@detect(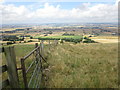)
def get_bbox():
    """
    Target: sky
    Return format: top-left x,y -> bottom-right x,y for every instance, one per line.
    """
0,0 -> 119,24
